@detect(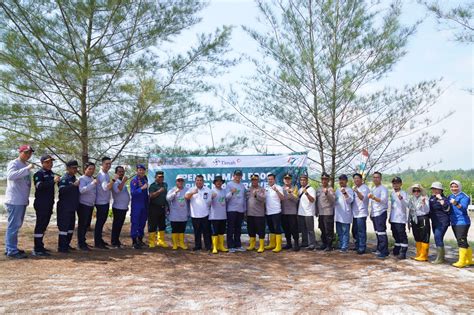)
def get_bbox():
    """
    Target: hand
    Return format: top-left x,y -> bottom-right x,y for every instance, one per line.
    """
323,188 -> 328,194
54,175 -> 61,183
422,197 -> 427,204
368,193 -> 374,200
436,194 -> 442,200
341,188 -> 346,194
141,183 -> 148,190
231,188 -> 237,193
397,192 -> 403,200
302,188 -> 307,194
73,180 -> 80,187
27,164 -> 34,170
439,199 -> 445,206
175,187 -> 181,193
158,187 -> 165,193
114,174 -> 119,181
328,188 -> 334,193
122,176 -> 128,182
353,186 -> 358,192
193,188 -> 198,194
450,198 -> 456,205
93,179 -> 98,185
212,192 -> 217,198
